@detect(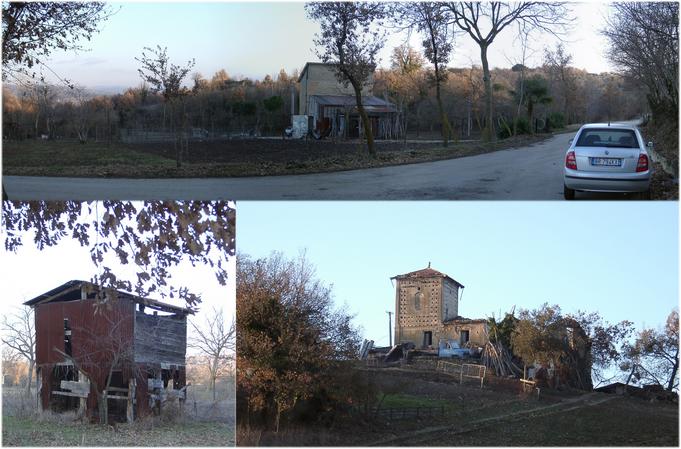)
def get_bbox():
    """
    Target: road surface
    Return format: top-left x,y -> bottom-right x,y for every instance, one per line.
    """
3,129 -> 634,200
